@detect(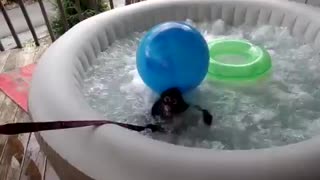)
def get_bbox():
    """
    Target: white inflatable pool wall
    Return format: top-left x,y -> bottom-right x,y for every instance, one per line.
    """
29,0 -> 320,179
